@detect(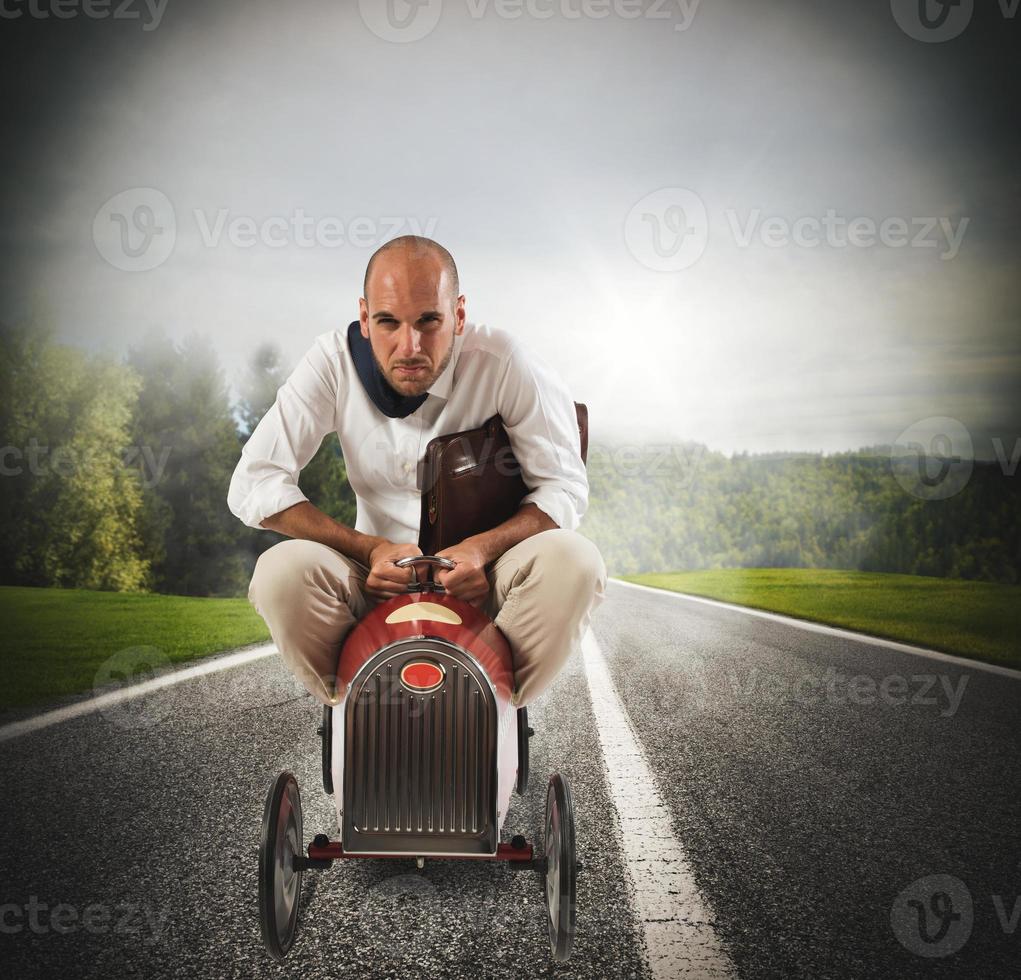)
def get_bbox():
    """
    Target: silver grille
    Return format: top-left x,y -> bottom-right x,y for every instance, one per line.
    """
342,638 -> 498,855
